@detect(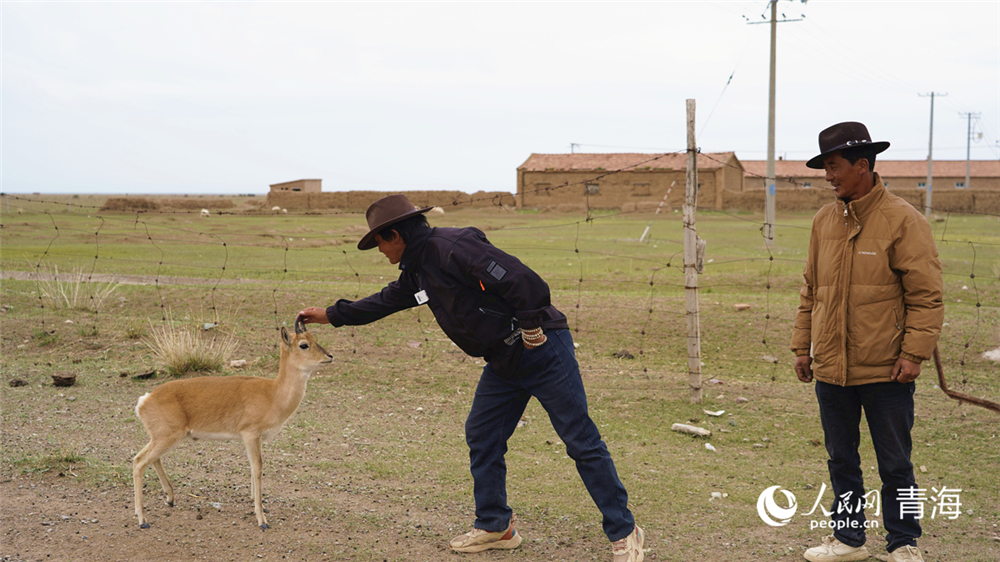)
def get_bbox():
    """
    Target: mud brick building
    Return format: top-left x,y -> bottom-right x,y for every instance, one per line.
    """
740,159 -> 1000,214
515,152 -> 744,211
